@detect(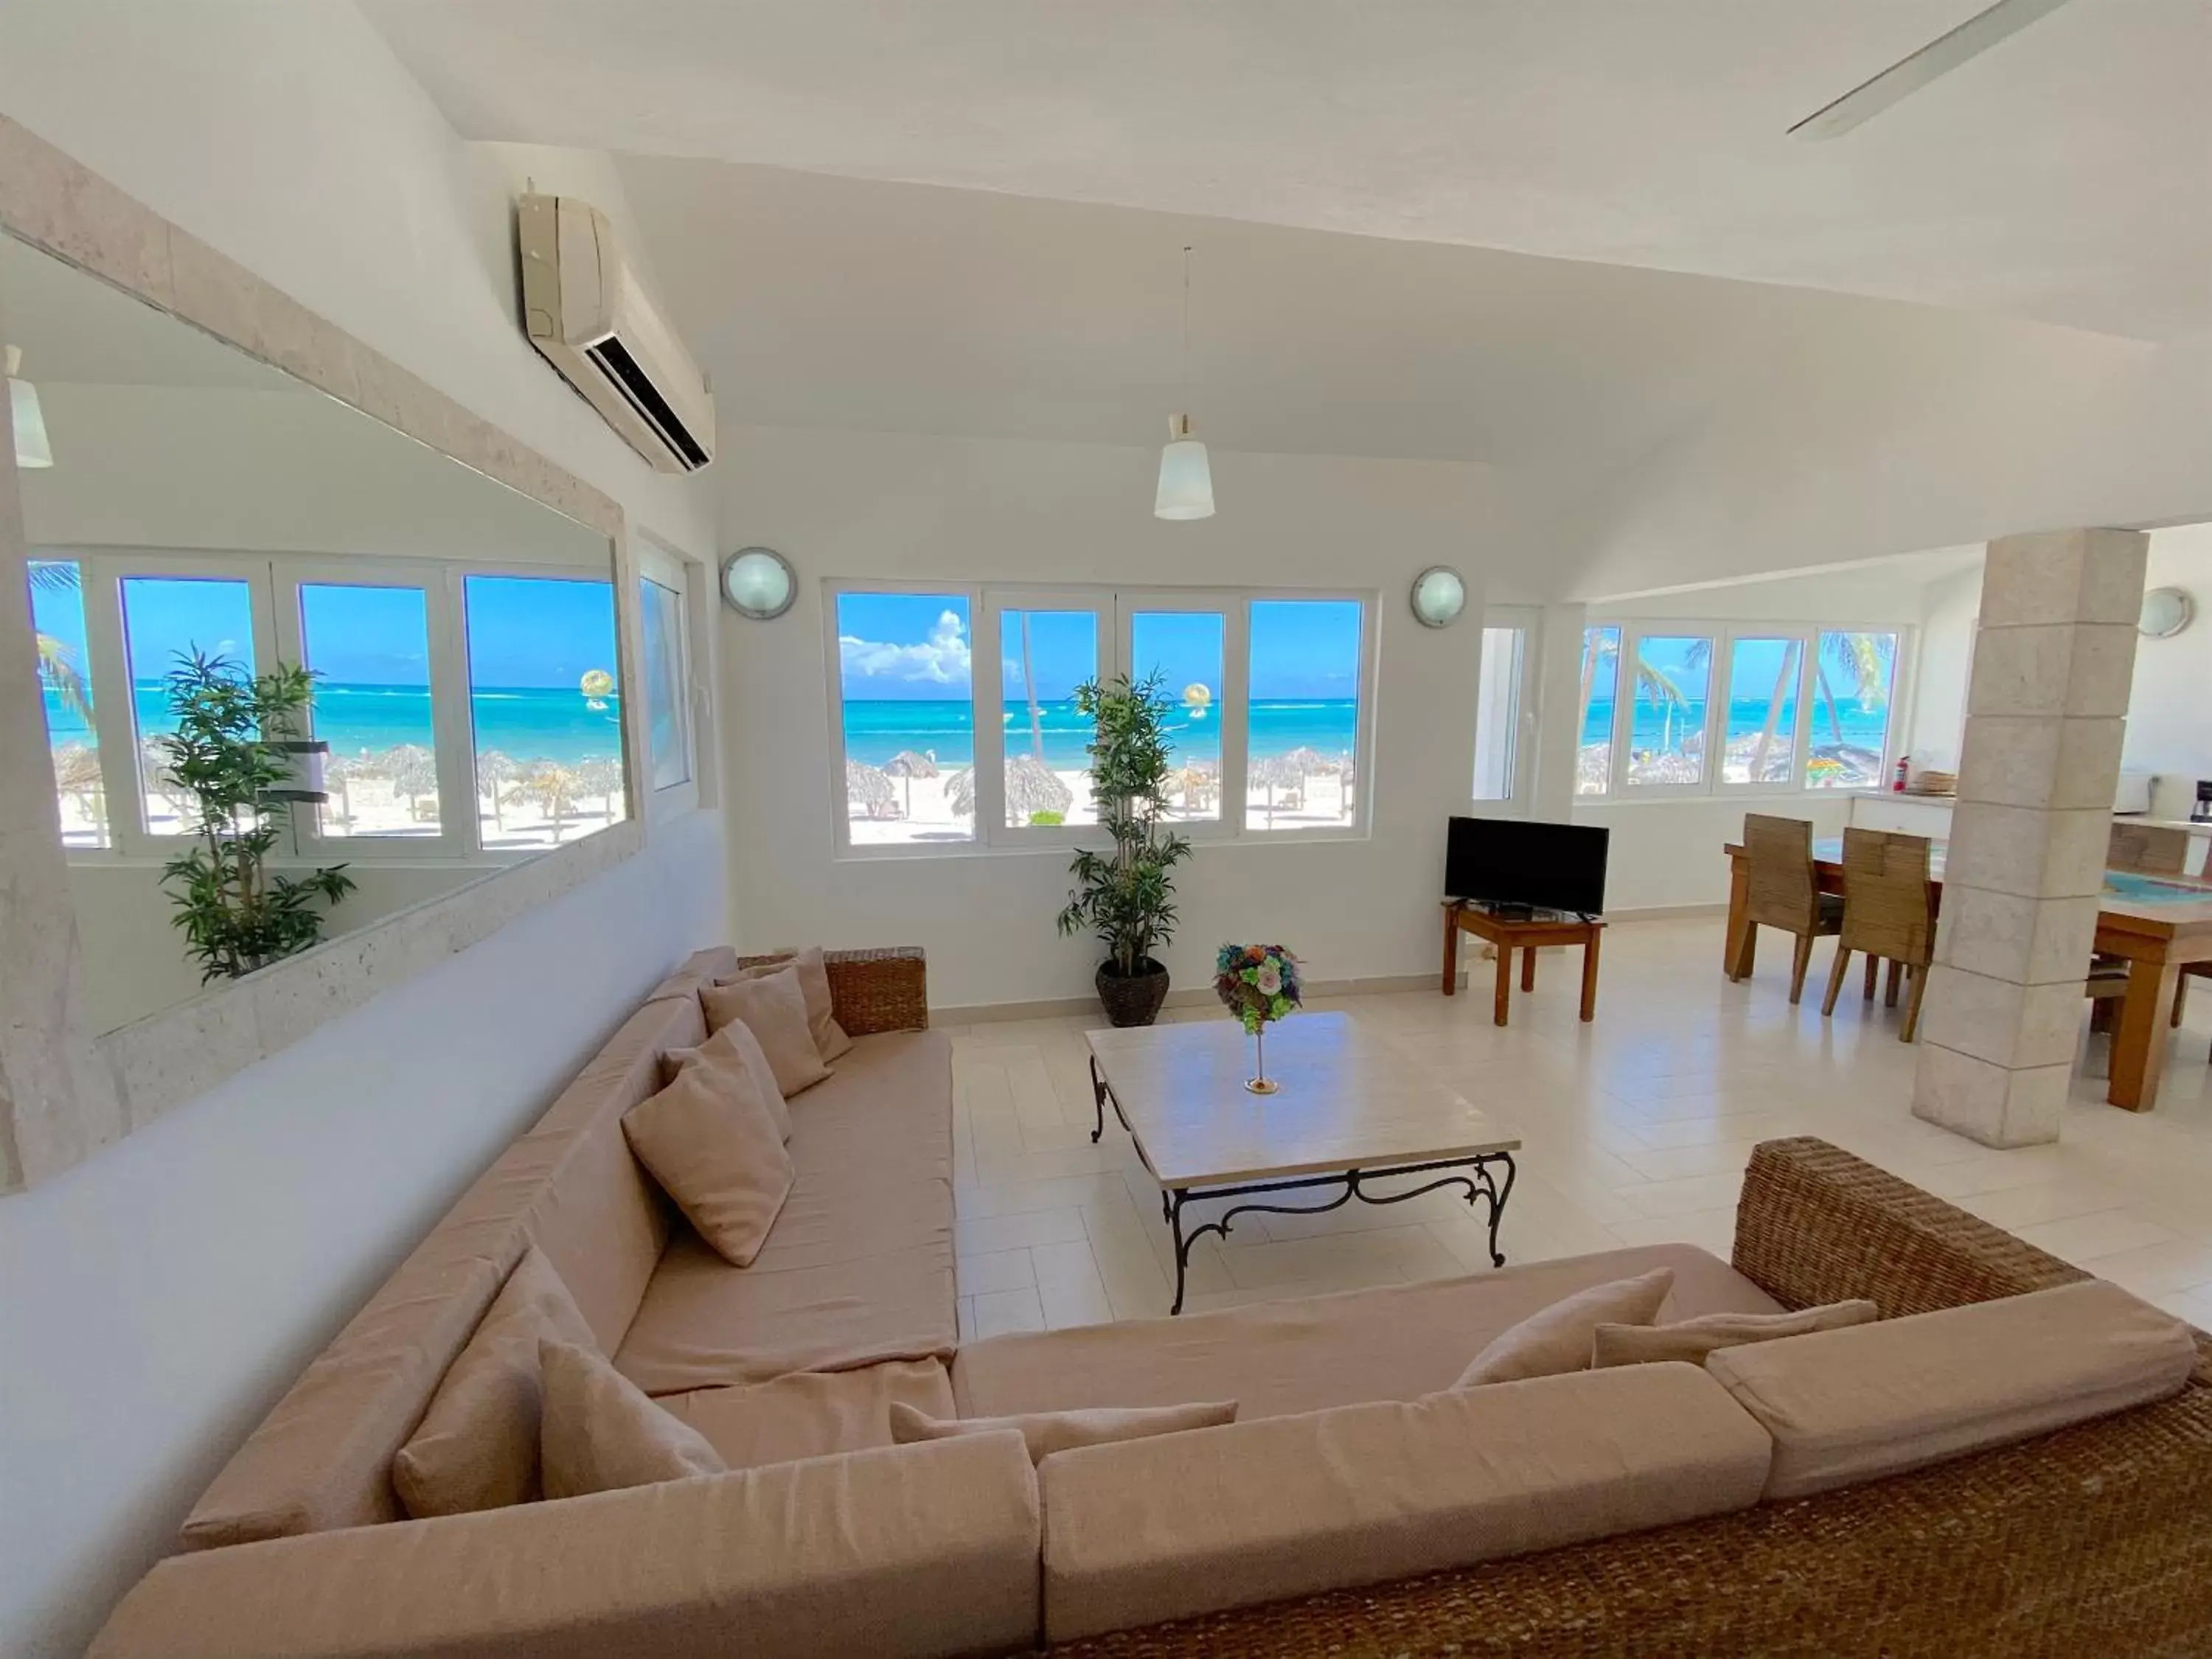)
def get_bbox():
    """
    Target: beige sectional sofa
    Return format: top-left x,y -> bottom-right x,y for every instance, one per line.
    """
88,949 -> 2212,1658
